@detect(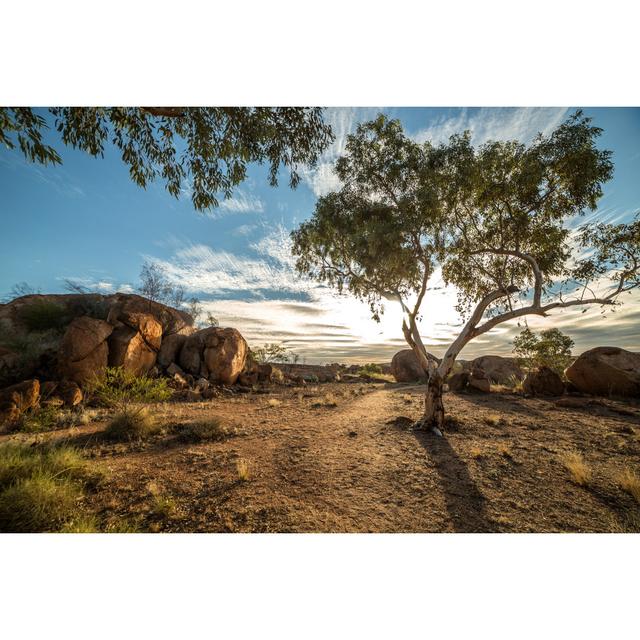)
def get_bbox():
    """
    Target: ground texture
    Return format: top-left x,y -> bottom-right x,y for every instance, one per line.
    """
3,382 -> 639,532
